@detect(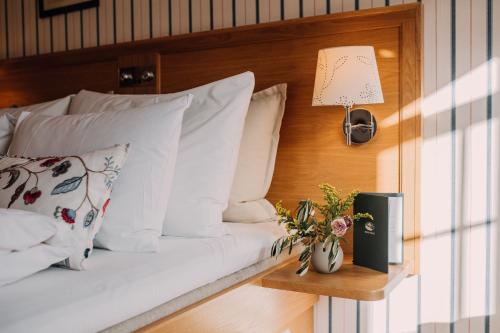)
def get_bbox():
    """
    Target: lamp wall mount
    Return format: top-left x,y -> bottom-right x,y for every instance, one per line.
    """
342,108 -> 377,145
